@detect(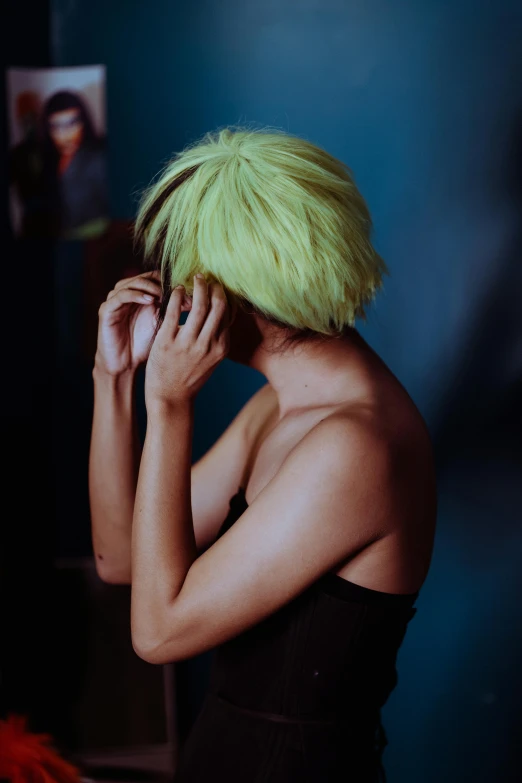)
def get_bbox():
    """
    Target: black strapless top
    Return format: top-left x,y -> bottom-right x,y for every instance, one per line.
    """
173,486 -> 420,783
